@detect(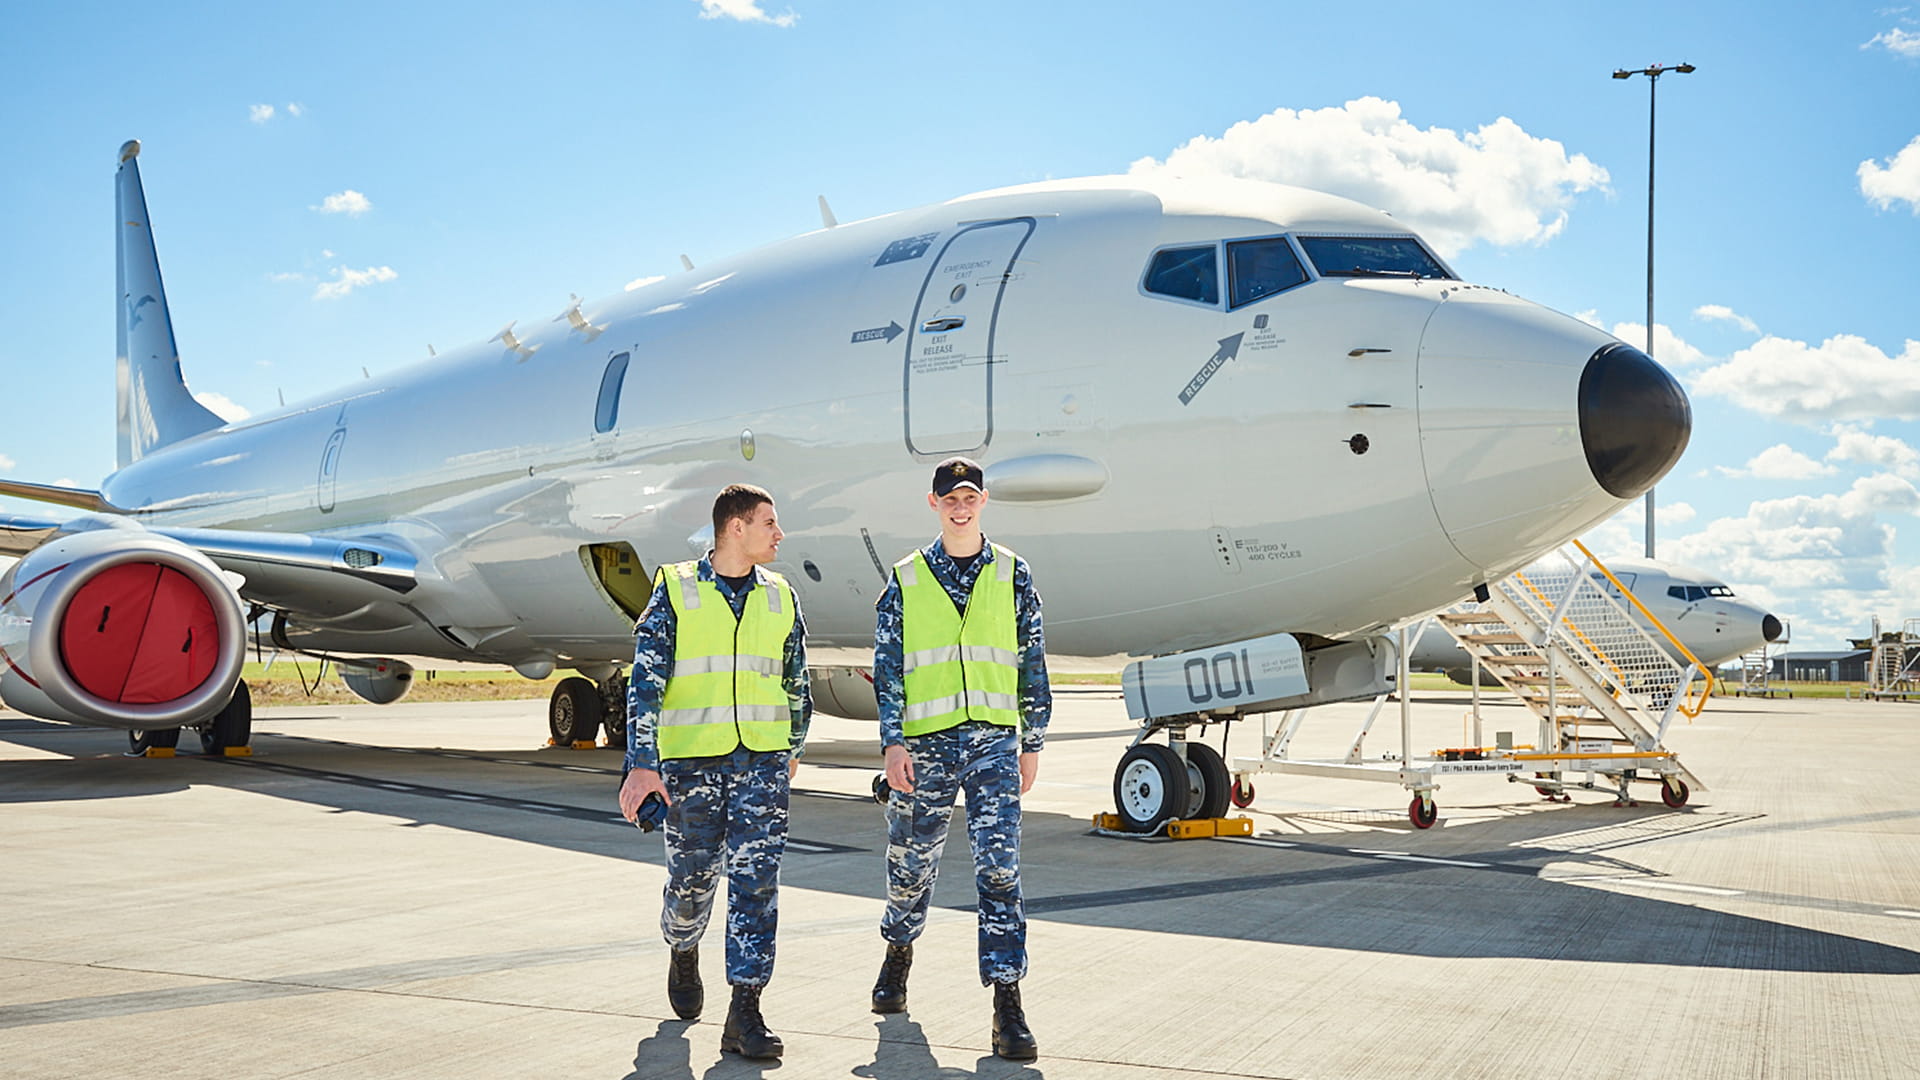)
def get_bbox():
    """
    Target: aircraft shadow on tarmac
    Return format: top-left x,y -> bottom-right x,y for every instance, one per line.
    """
5,719 -> 1917,979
